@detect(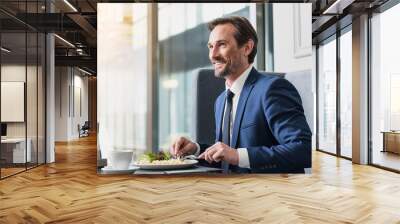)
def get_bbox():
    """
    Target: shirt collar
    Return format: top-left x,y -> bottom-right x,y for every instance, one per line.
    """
226,65 -> 253,96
